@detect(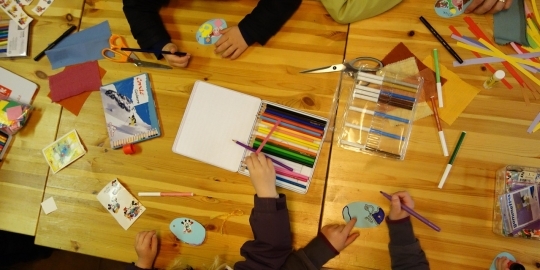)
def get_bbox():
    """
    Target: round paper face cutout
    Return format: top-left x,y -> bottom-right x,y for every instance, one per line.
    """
170,217 -> 206,245
196,19 -> 227,45
489,252 -> 516,270
434,0 -> 473,18
342,202 -> 385,228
